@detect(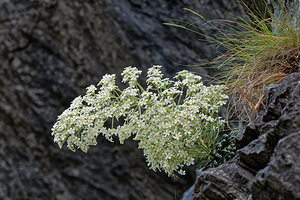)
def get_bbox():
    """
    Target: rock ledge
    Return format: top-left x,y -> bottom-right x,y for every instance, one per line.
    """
194,73 -> 300,200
